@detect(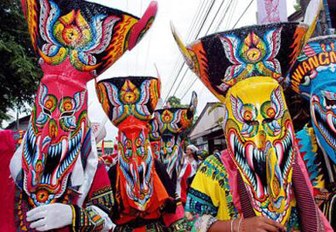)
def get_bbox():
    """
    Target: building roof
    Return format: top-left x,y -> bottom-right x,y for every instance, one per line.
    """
5,115 -> 30,130
189,102 -> 225,141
